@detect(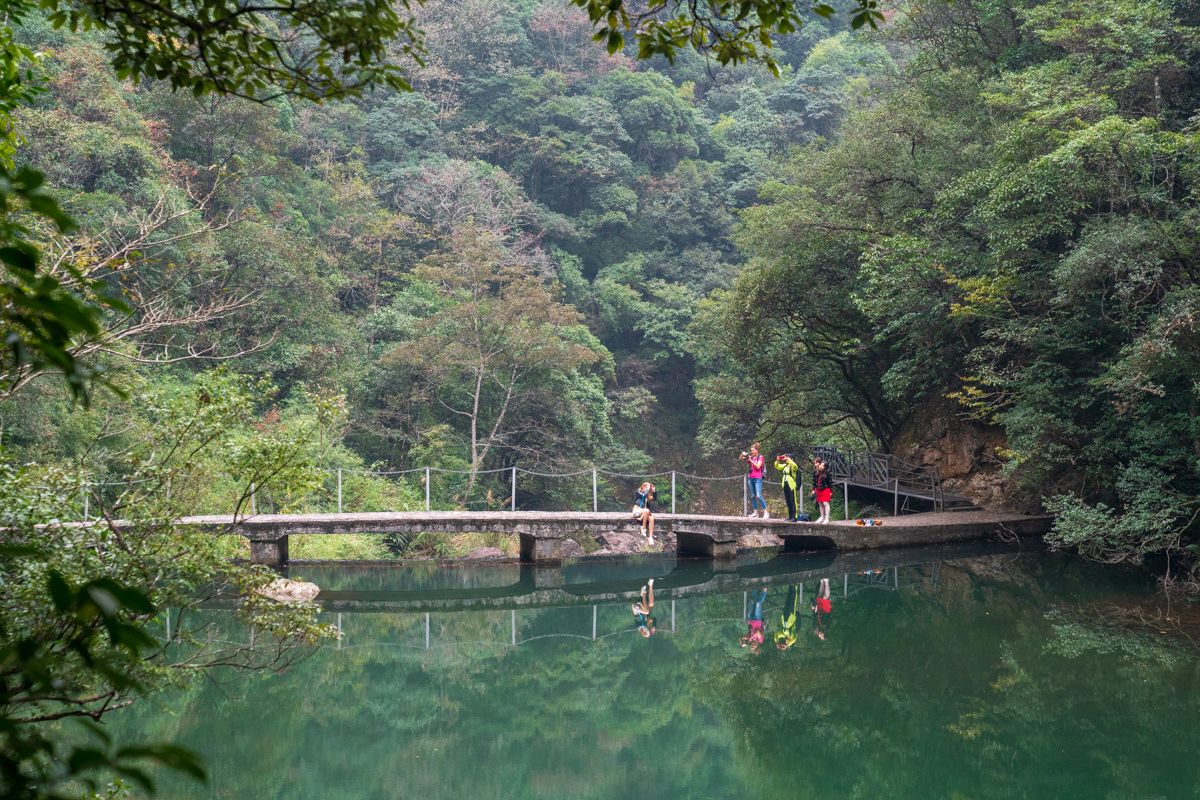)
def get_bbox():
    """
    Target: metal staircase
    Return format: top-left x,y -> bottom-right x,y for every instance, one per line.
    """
809,446 -> 979,514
